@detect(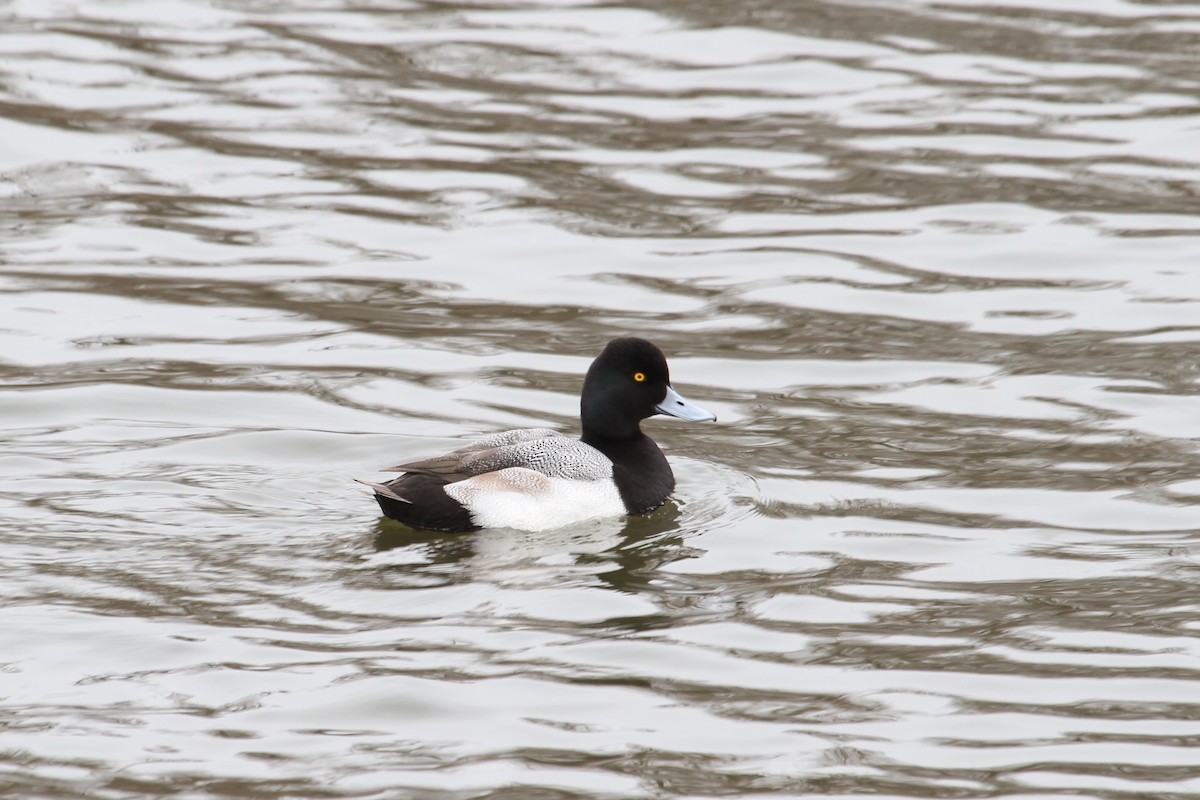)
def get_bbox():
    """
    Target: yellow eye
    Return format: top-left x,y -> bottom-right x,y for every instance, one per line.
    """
633,372 -> 646,382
